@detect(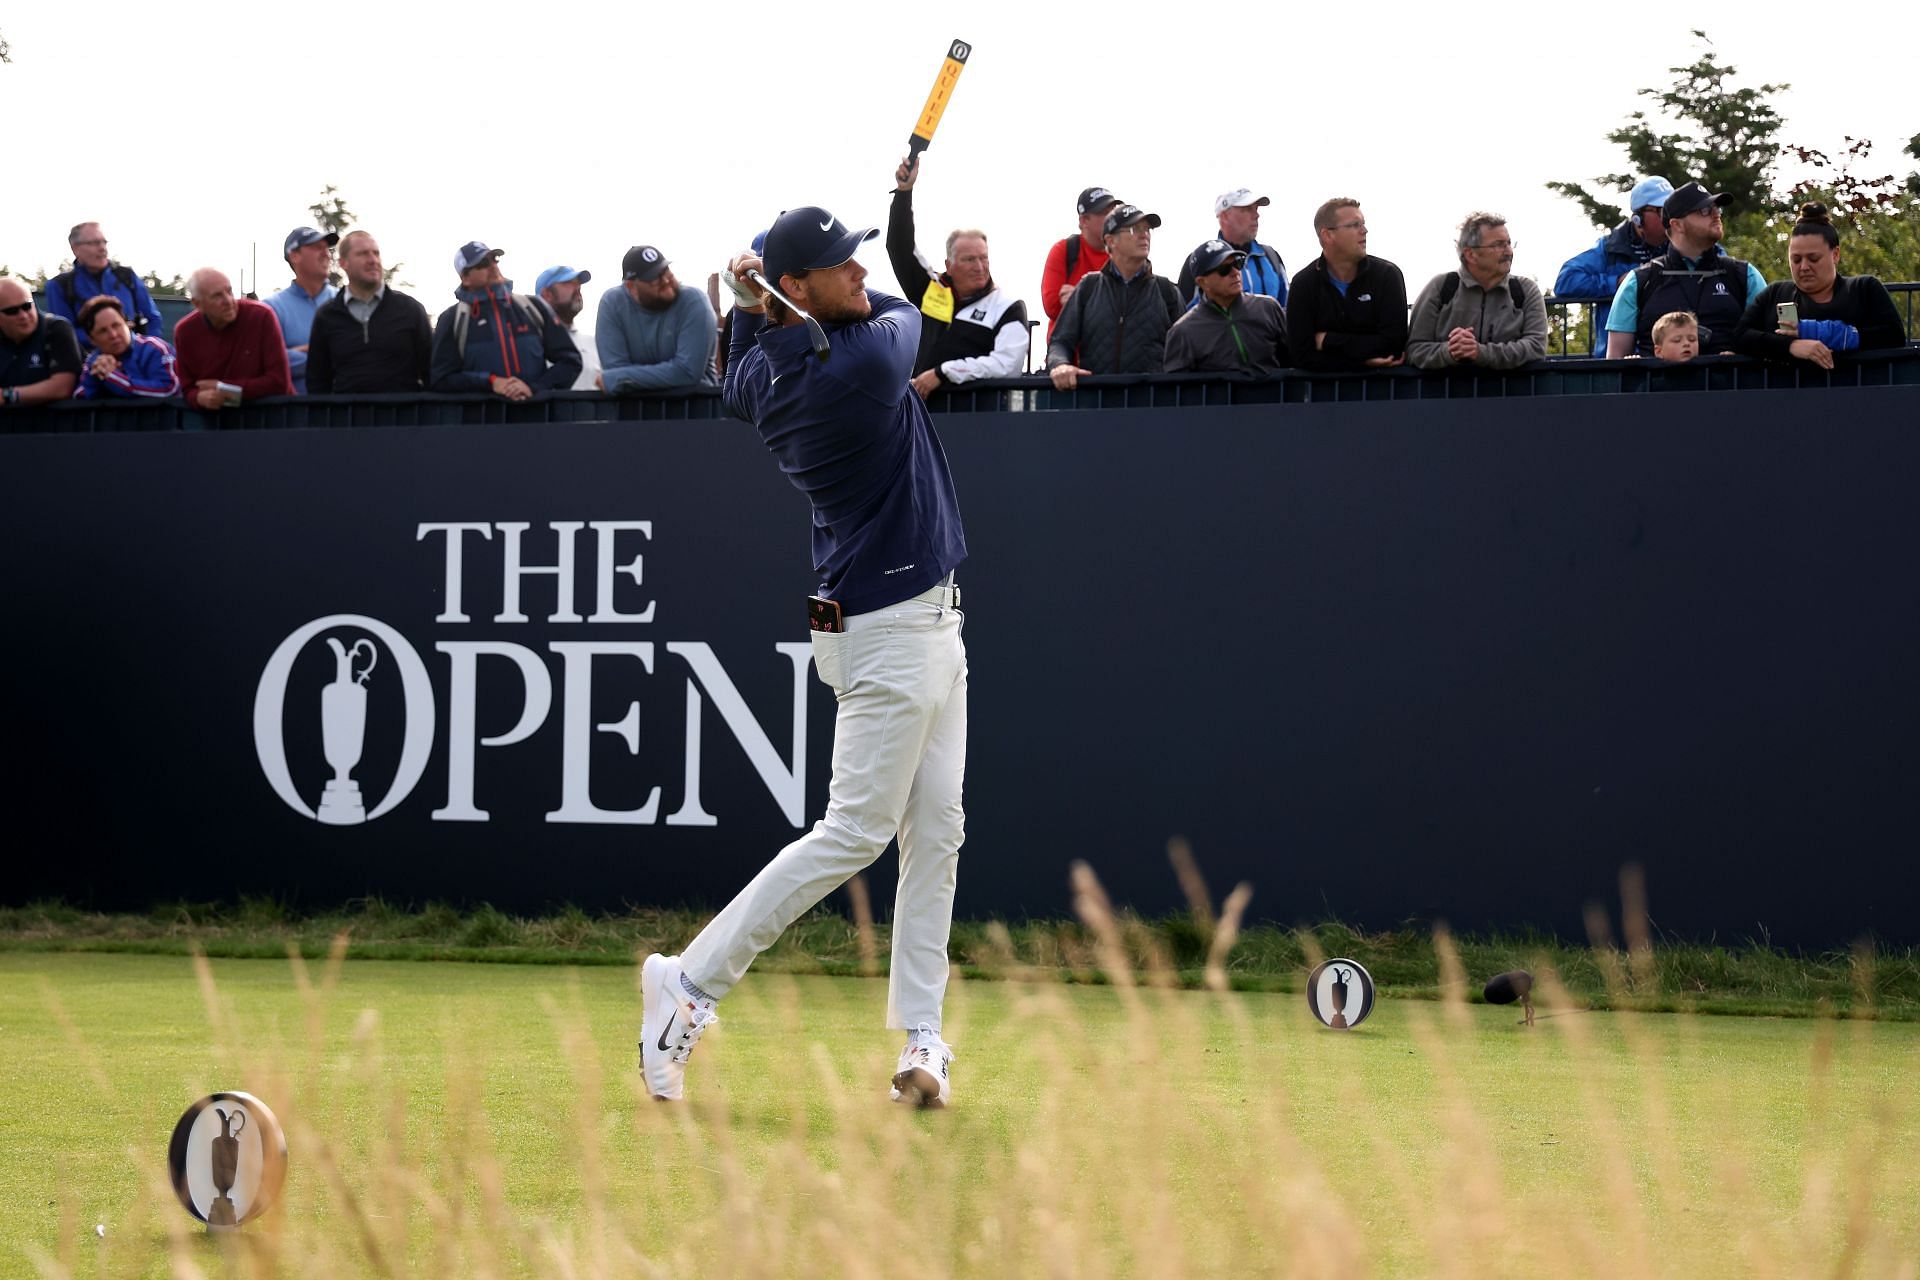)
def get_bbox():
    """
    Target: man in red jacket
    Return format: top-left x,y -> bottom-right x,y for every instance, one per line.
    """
173,269 -> 295,410
1039,186 -> 1120,339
